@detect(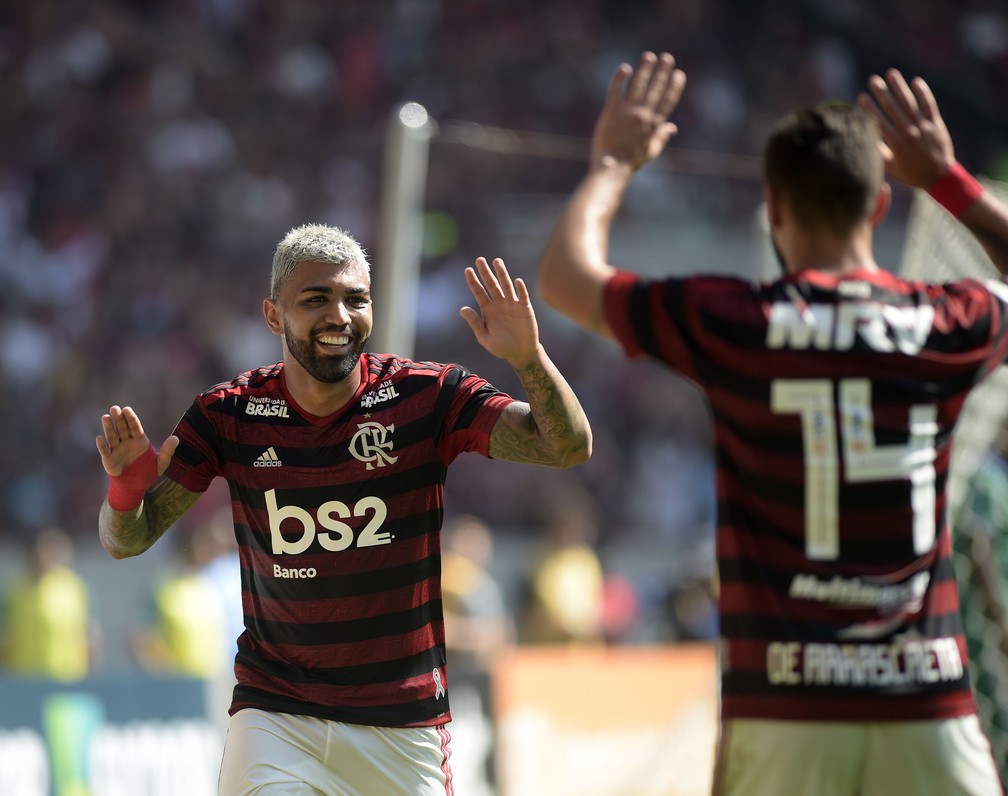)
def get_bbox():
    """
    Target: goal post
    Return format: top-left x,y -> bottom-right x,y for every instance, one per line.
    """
372,102 -> 436,358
